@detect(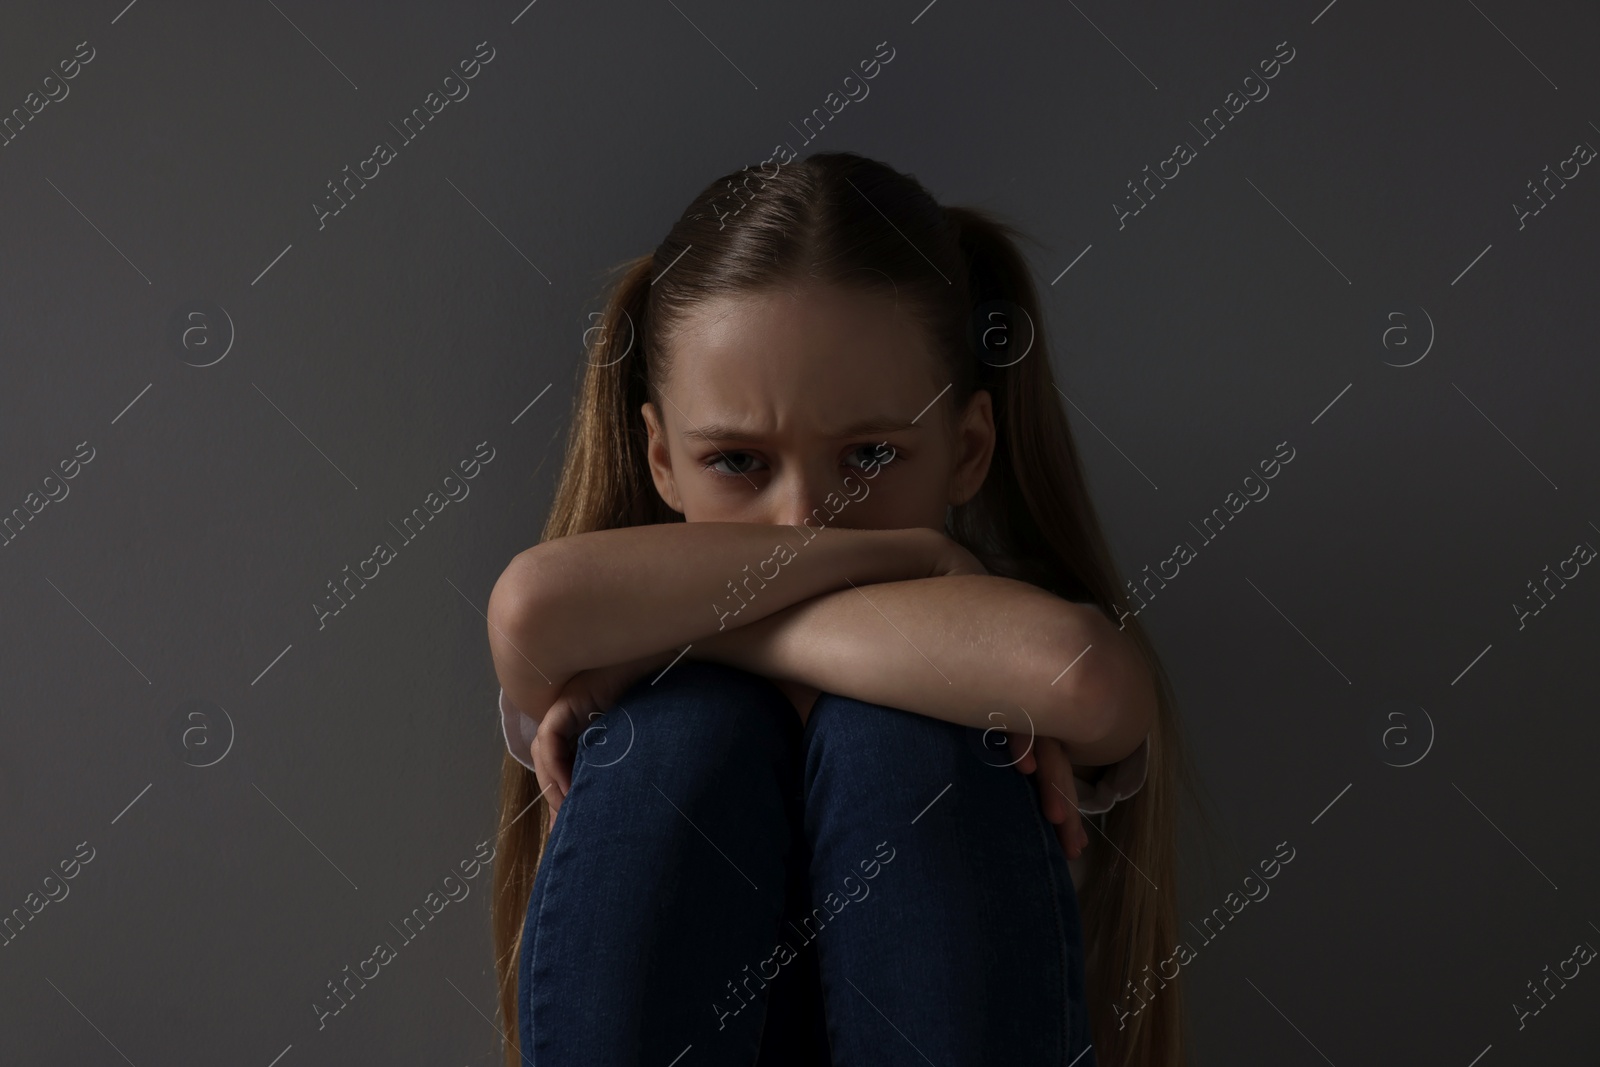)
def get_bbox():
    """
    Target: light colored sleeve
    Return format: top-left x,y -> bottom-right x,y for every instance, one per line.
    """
499,687 -> 539,772
1072,733 -> 1149,815
1067,737 -> 1149,892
